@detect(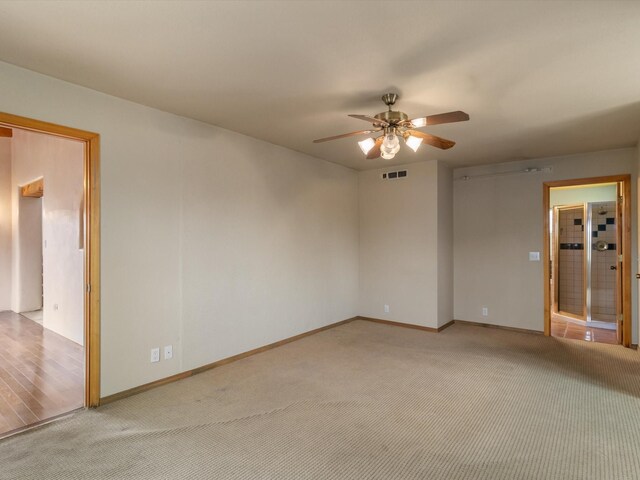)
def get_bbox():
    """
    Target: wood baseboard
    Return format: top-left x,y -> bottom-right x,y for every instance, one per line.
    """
358,316 -> 454,333
99,316 -> 502,406
100,316 -> 359,405
454,319 -> 543,335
